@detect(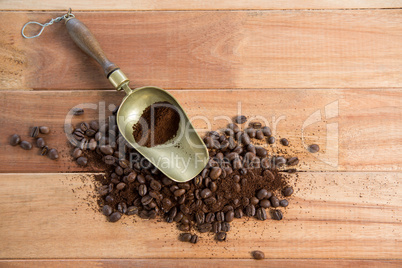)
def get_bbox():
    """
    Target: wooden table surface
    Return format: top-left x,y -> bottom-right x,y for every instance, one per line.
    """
1,1 -> 401,267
